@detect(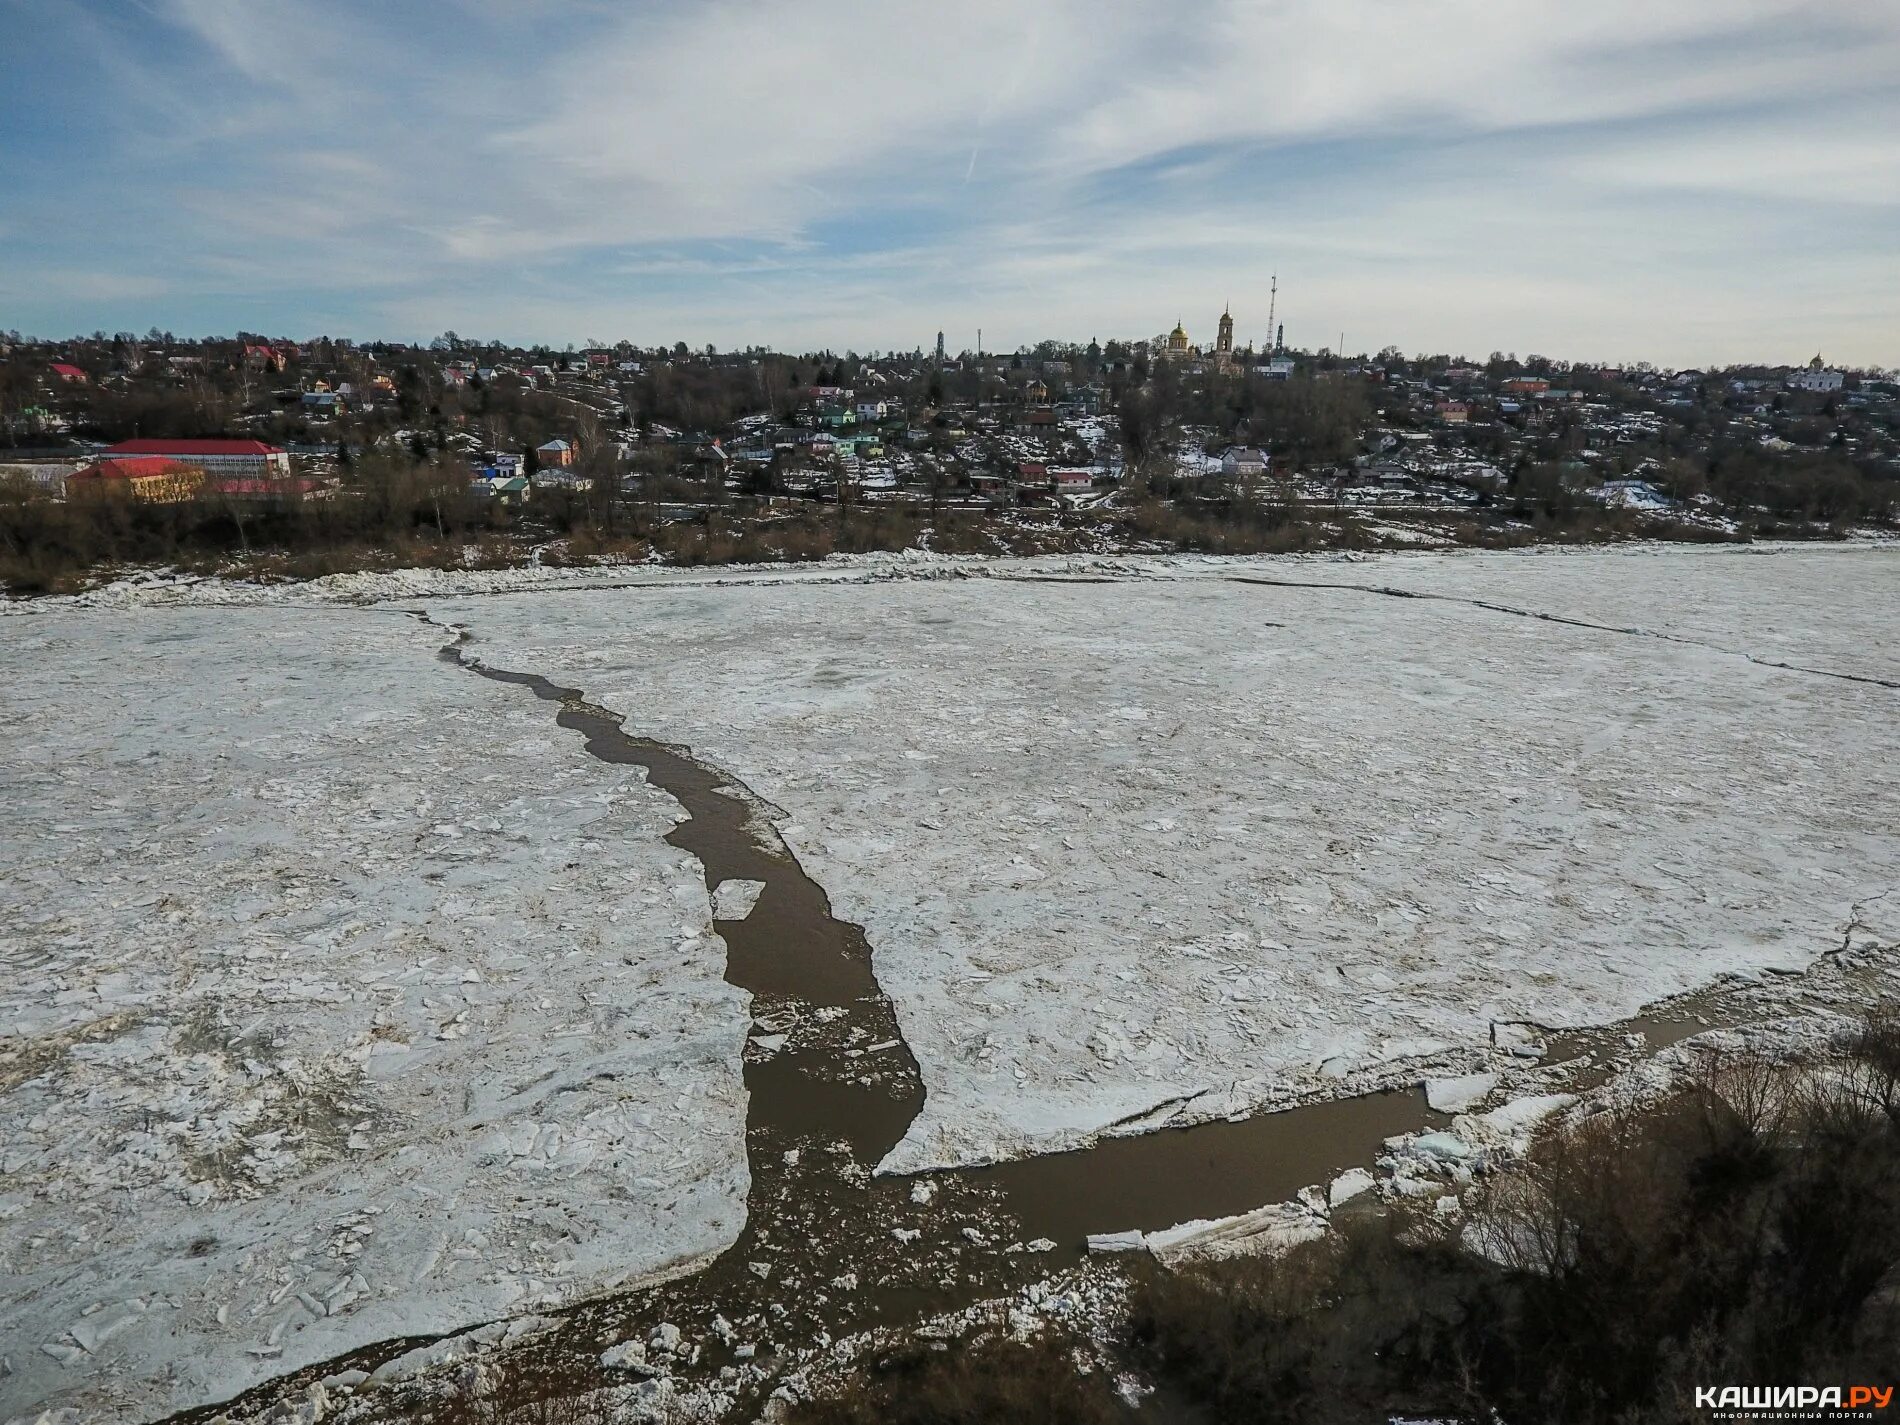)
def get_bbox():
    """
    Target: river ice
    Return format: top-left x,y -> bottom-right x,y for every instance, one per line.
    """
5,543 -> 1897,1420
427,543 -> 1900,1174
0,609 -> 750,1421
